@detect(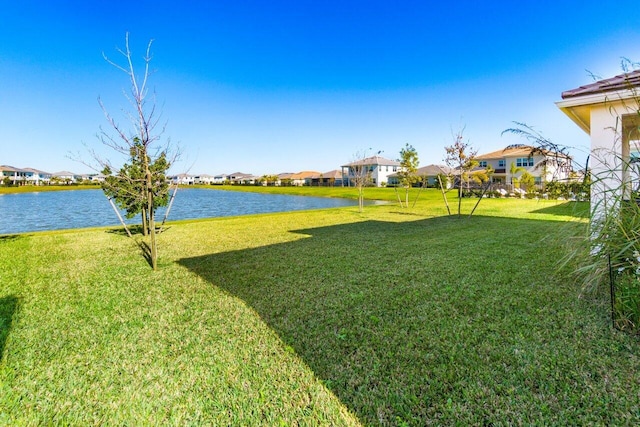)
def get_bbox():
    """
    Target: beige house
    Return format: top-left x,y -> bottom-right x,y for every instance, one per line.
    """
308,170 -> 345,186
557,70 -> 640,220
388,164 -> 455,187
474,145 -> 573,187
289,171 -> 320,186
